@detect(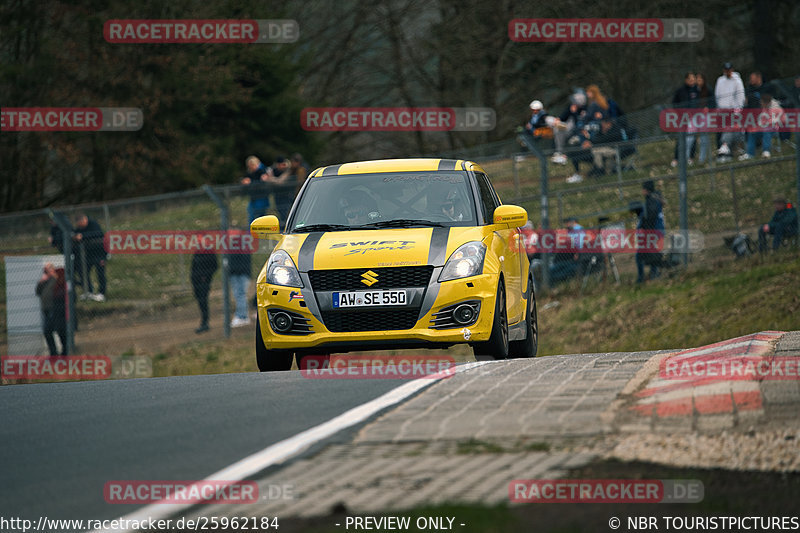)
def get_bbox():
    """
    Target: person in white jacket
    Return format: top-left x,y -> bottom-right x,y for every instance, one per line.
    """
714,62 -> 745,159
